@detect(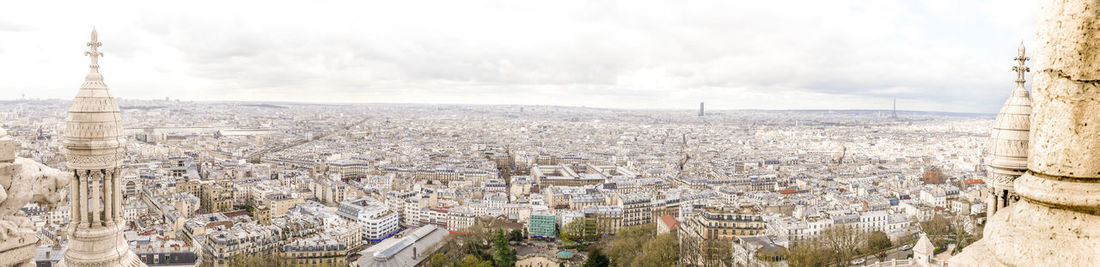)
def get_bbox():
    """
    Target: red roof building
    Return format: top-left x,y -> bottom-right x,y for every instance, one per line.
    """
658,215 -> 680,235
964,179 -> 985,185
